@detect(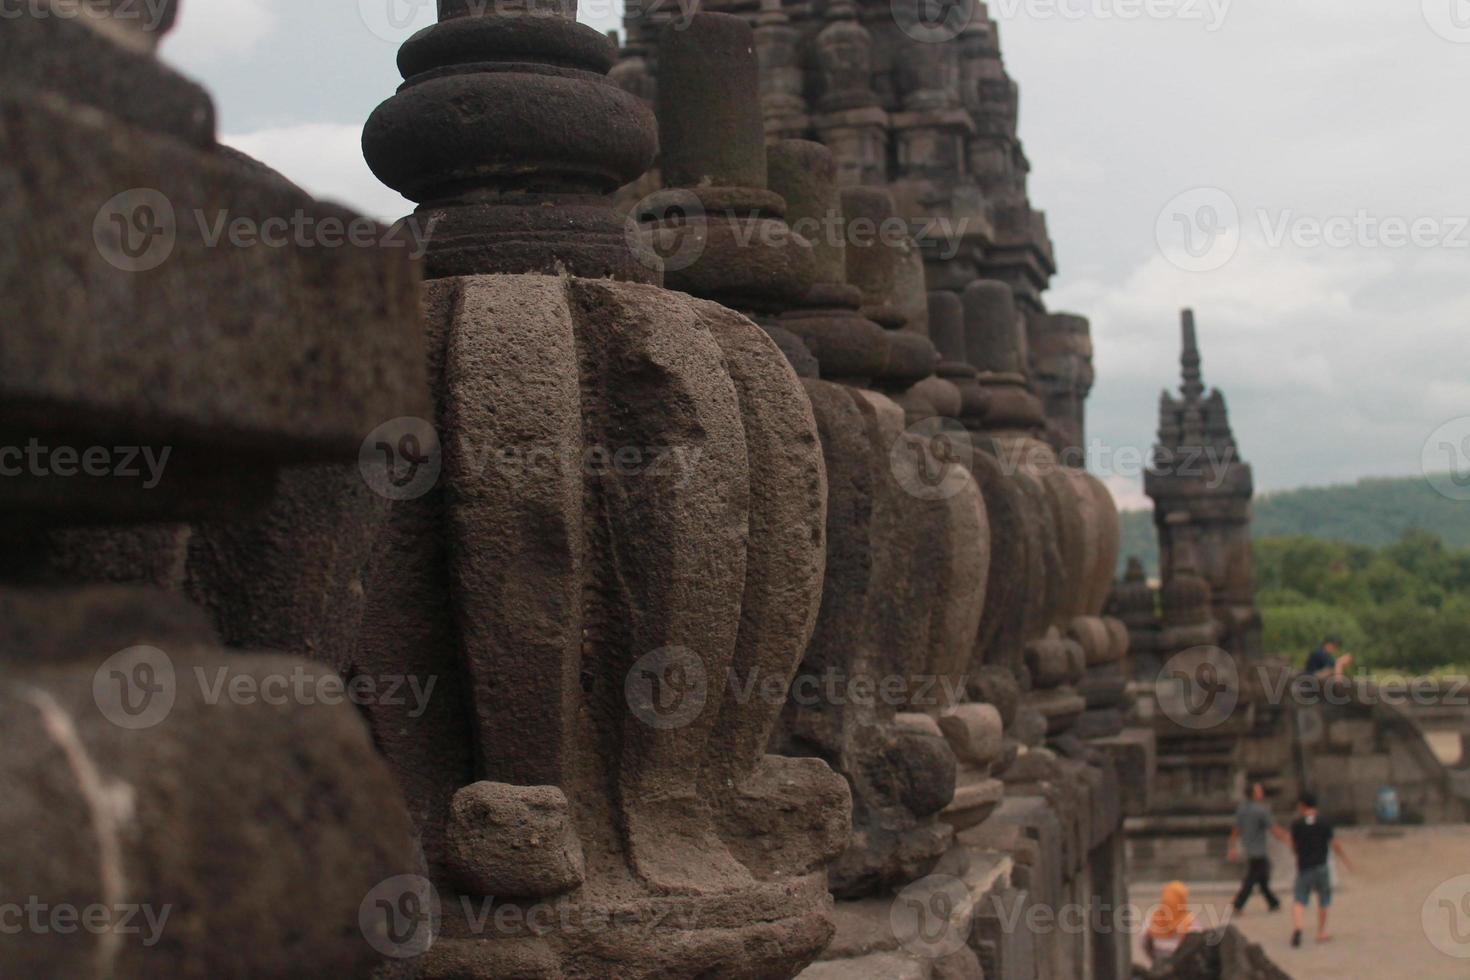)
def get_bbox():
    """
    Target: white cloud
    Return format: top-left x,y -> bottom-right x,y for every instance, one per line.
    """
154,0 -> 1470,503
1101,473 -> 1150,512
163,0 -> 279,63
223,123 -> 413,223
